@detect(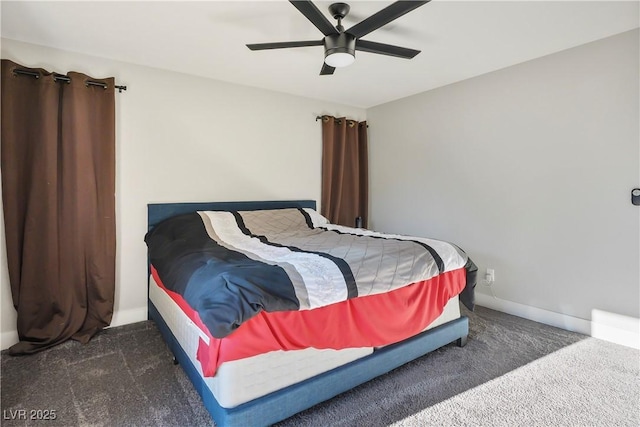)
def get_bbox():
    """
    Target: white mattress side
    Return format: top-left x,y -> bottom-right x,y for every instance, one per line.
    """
149,275 -> 374,408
